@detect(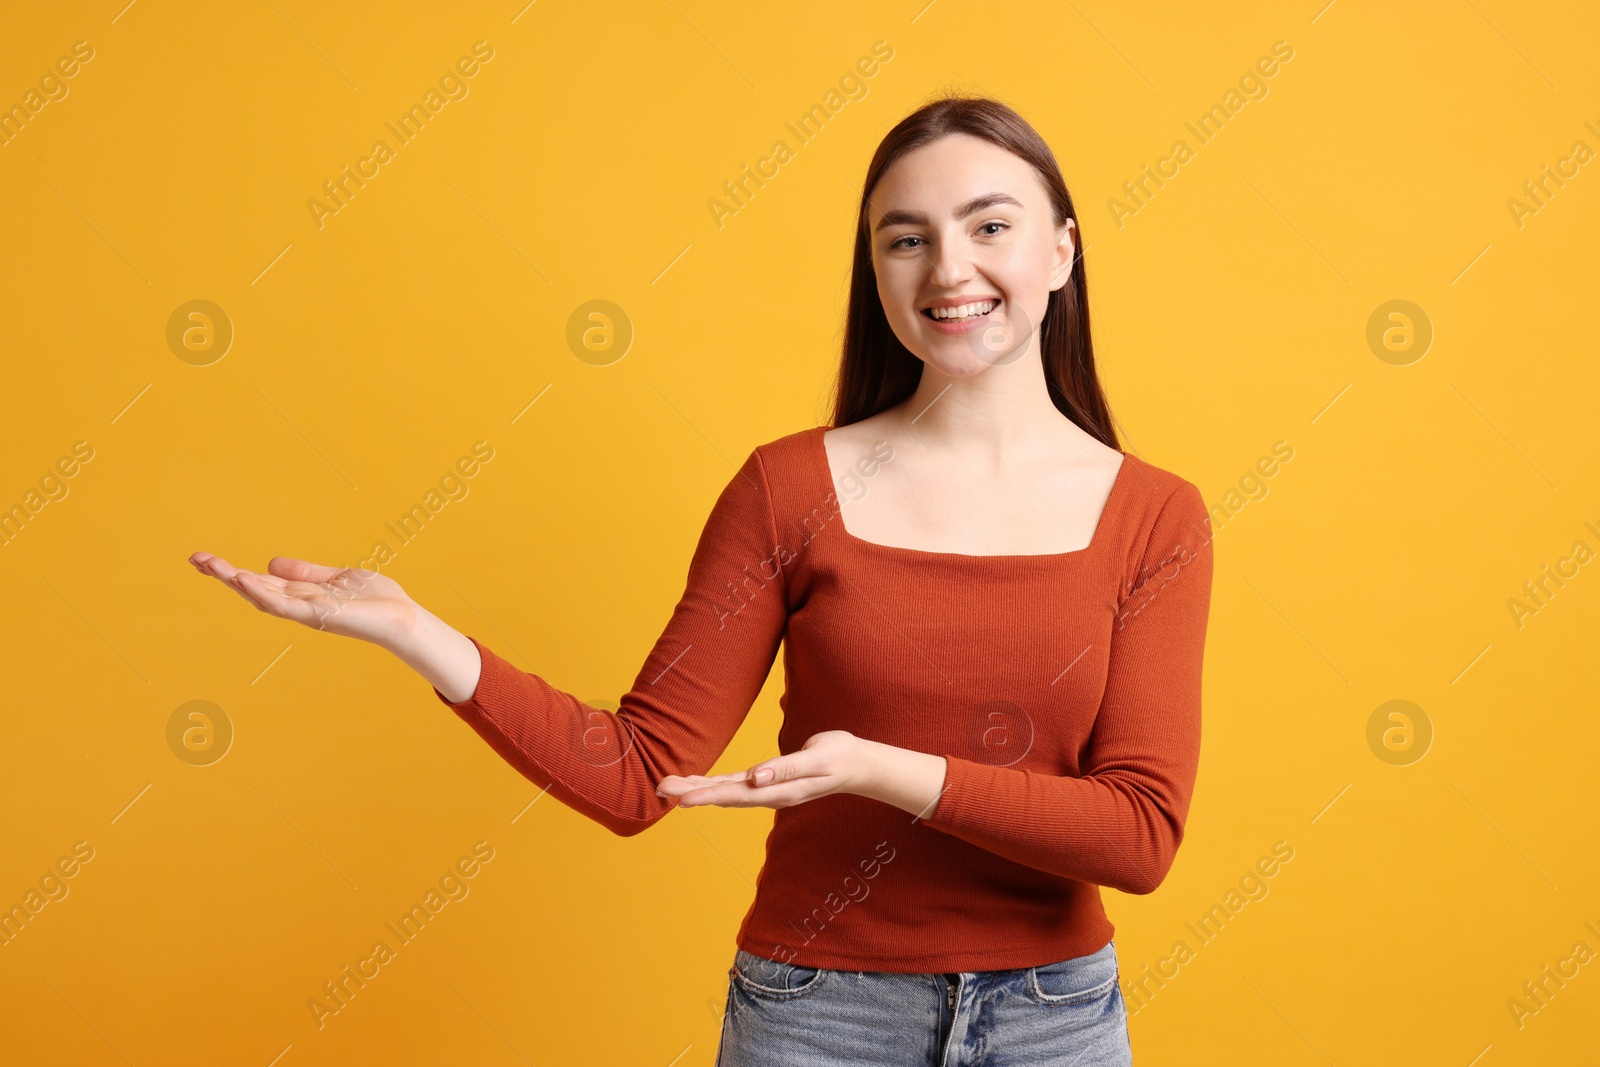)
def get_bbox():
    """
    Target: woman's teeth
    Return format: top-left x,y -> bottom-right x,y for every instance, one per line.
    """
926,300 -> 998,320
